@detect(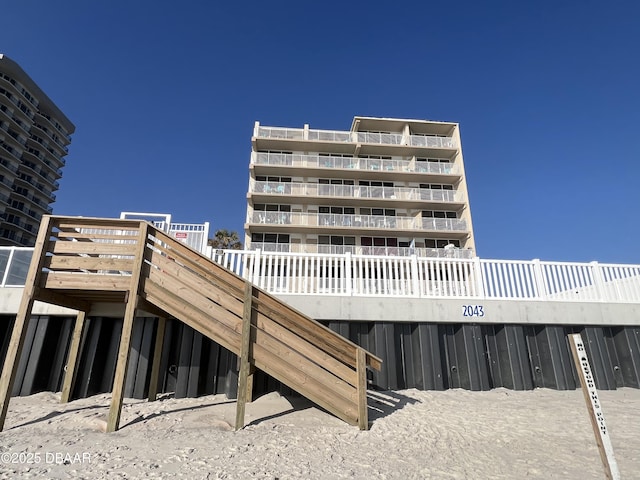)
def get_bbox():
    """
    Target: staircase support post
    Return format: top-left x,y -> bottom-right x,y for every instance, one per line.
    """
148,317 -> 167,402
107,222 -> 150,432
356,347 -> 368,430
235,282 -> 254,430
0,216 -> 53,431
60,310 -> 87,403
